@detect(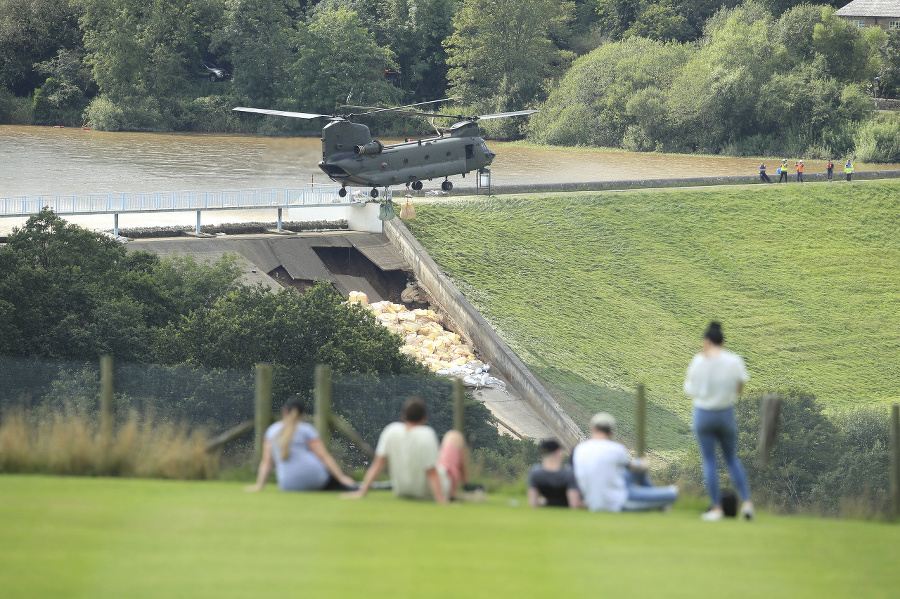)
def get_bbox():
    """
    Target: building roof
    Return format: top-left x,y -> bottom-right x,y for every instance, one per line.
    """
835,0 -> 900,18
